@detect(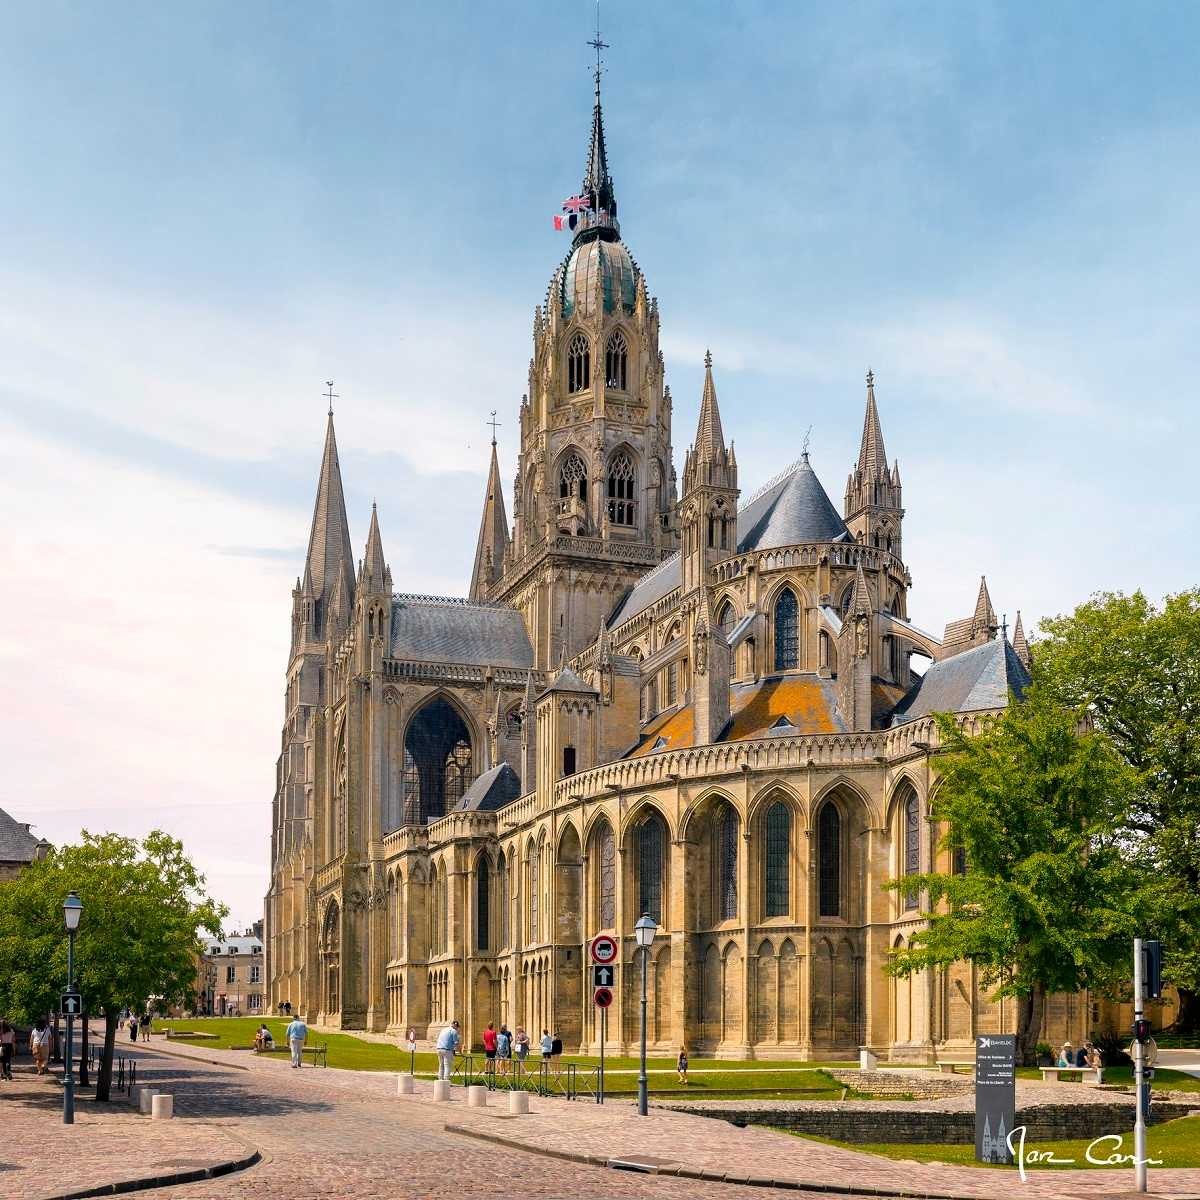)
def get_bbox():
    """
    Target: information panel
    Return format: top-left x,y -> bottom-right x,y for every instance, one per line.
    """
974,1034 -> 1016,1164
